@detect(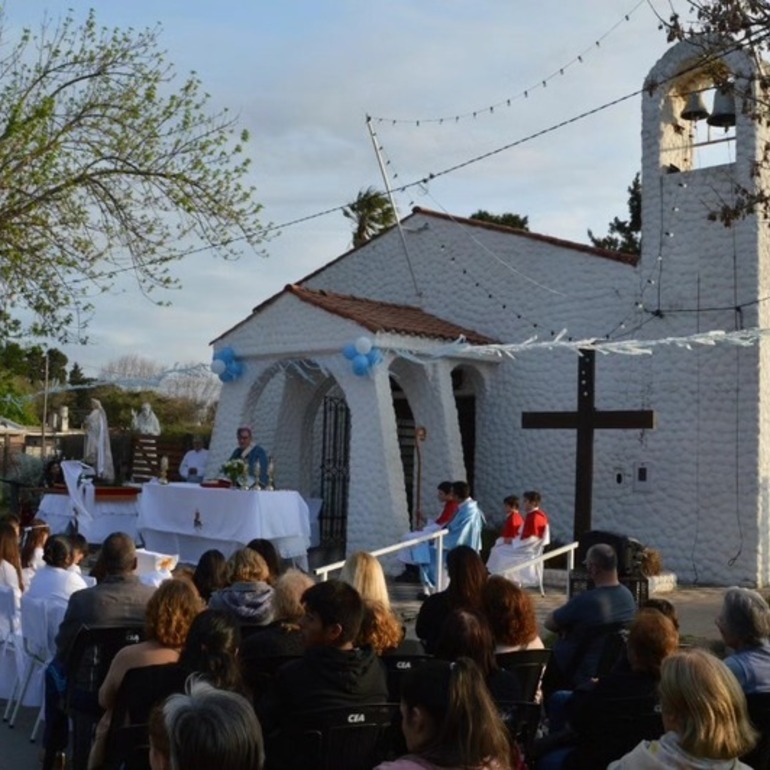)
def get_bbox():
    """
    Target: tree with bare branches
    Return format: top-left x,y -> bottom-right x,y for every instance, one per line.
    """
0,9 -> 266,341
